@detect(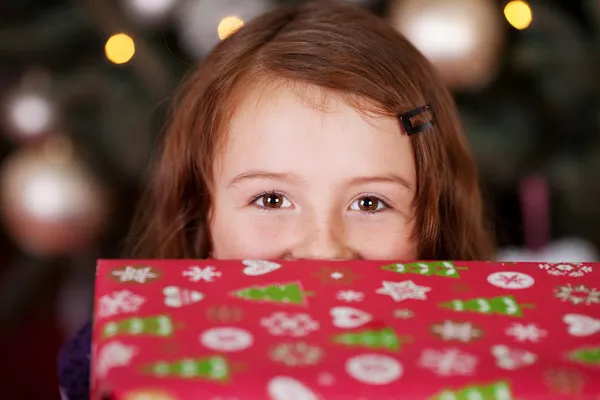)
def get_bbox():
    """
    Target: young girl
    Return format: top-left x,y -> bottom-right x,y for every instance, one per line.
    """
59,1 -> 494,398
